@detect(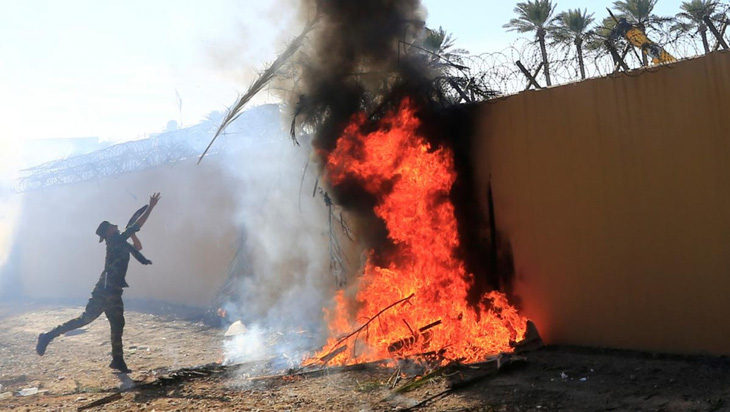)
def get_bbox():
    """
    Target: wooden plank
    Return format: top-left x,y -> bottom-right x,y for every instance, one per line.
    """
515,61 -> 543,90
